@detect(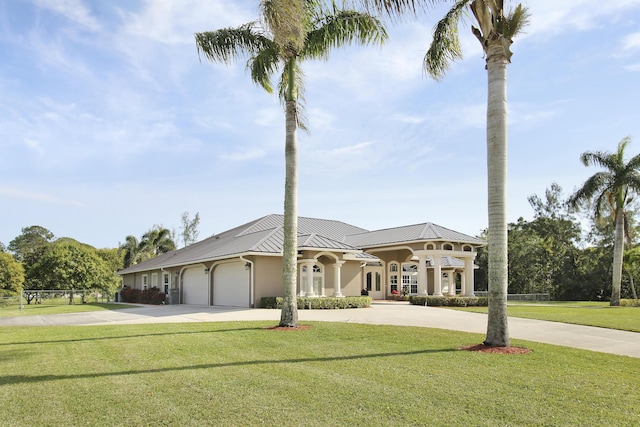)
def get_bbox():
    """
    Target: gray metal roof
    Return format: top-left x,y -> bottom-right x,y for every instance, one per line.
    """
118,214 -> 484,275
345,222 -> 485,248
